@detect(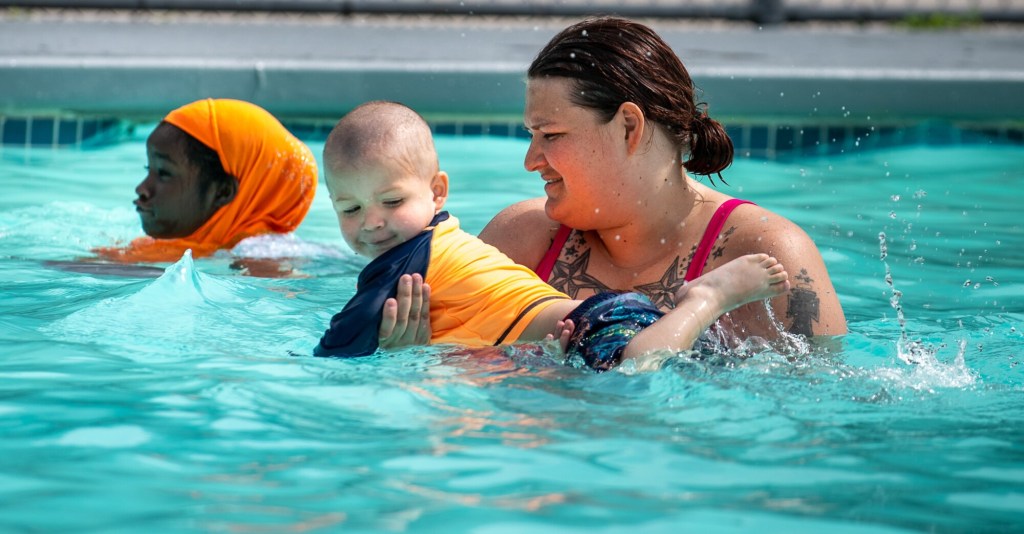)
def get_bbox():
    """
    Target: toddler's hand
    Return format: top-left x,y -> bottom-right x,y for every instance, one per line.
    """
544,318 -> 575,354
379,273 -> 431,349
